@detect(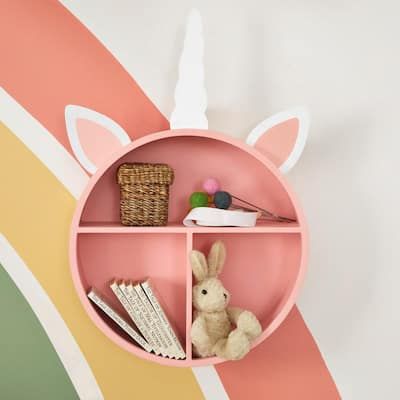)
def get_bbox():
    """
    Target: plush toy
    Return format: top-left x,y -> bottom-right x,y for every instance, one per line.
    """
190,241 -> 262,360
